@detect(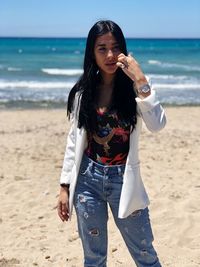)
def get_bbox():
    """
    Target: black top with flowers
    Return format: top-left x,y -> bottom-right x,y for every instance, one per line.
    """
85,108 -> 131,165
